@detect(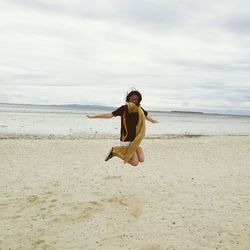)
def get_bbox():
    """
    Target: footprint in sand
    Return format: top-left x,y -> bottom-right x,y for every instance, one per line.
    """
26,191 -> 56,205
25,191 -> 105,224
27,195 -> 40,203
103,194 -> 143,218
20,193 -> 105,224
99,235 -> 124,246
51,201 -> 104,224
32,239 -> 50,249
16,191 -> 57,214
103,175 -> 122,180
33,239 -> 45,246
12,215 -> 21,219
141,245 -> 161,250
